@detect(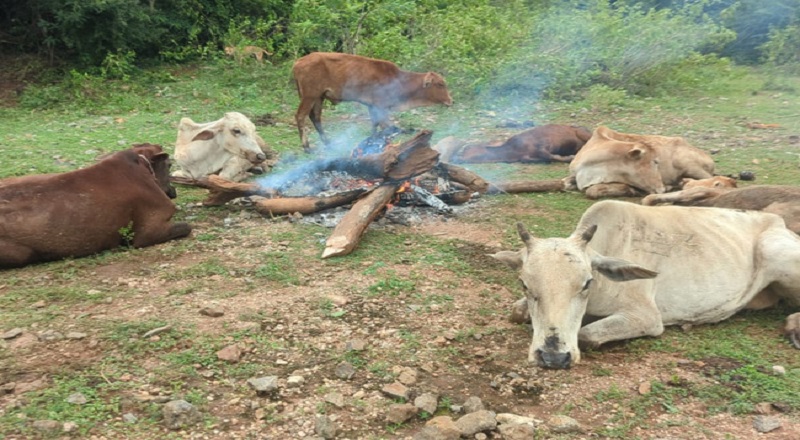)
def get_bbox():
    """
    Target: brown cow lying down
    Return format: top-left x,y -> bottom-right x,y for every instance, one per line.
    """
642,185 -> 800,234
564,126 -> 715,199
292,52 -> 453,151
452,124 -> 592,164
0,144 -> 191,268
